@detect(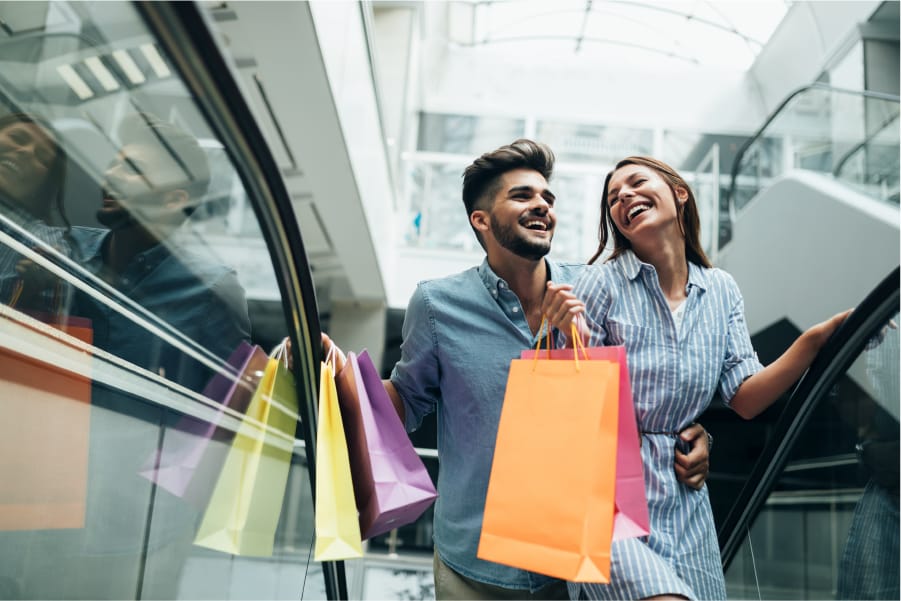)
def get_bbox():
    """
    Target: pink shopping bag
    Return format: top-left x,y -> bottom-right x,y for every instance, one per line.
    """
334,350 -> 437,540
139,341 -> 269,505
